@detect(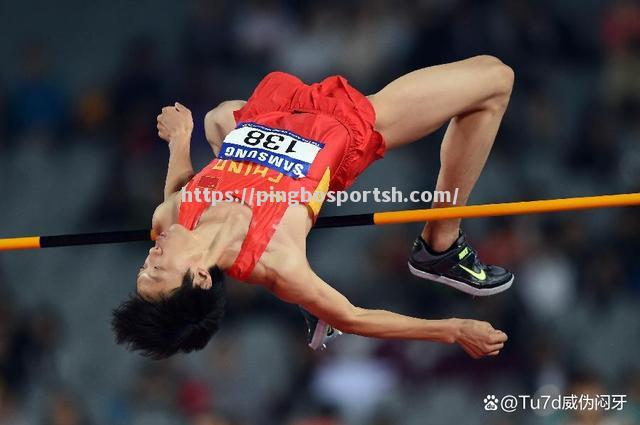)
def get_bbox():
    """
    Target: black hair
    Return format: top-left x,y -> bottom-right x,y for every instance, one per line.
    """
111,266 -> 225,359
